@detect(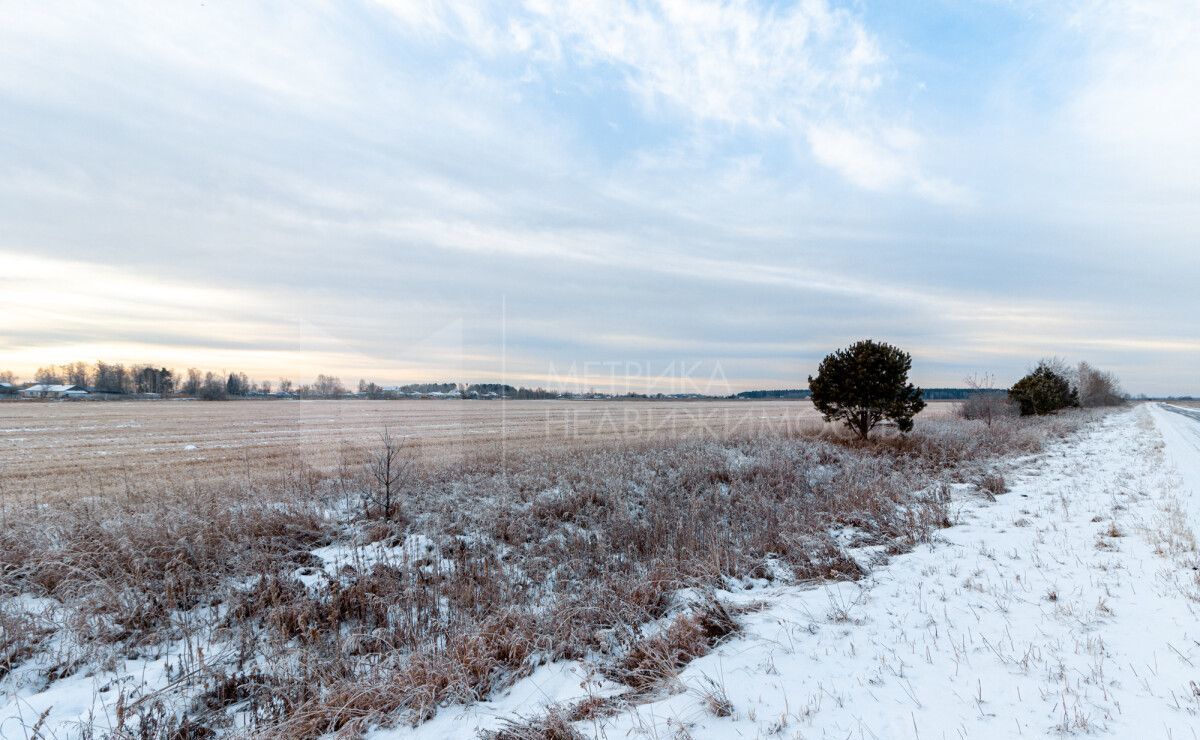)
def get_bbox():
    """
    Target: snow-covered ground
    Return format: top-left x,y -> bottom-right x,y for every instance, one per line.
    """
5,405 -> 1200,739
383,405 -> 1200,739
